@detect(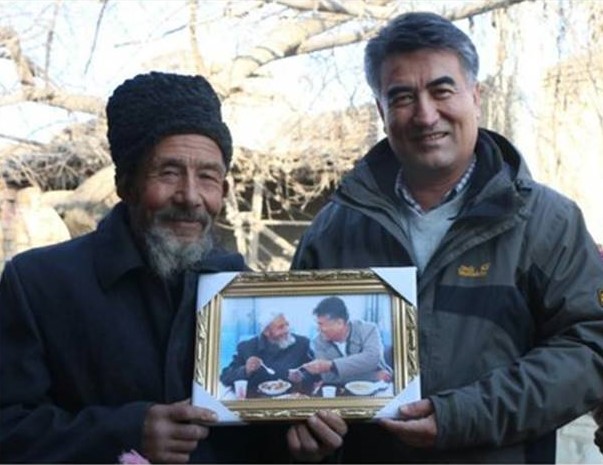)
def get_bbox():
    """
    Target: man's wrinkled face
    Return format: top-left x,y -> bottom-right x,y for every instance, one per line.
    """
377,49 -> 480,179
316,316 -> 347,342
264,315 -> 295,349
125,134 -> 228,277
